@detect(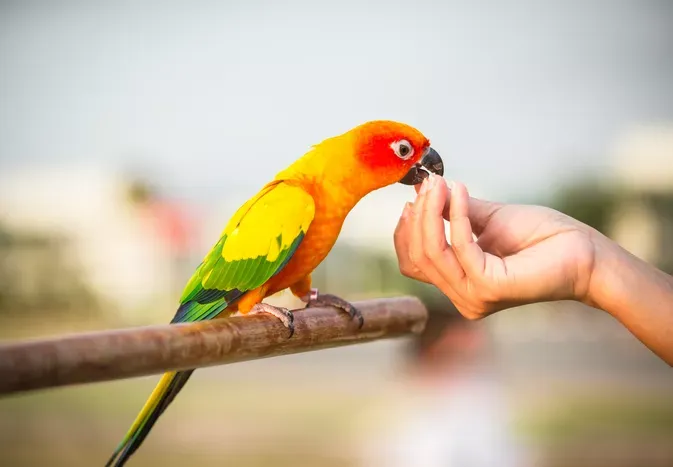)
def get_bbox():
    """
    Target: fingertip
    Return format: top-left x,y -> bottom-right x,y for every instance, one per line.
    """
451,180 -> 468,196
448,181 -> 469,221
425,176 -> 448,212
420,177 -> 432,195
446,180 -> 487,277
401,202 -> 412,219
432,176 -> 448,196
395,202 -> 413,238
